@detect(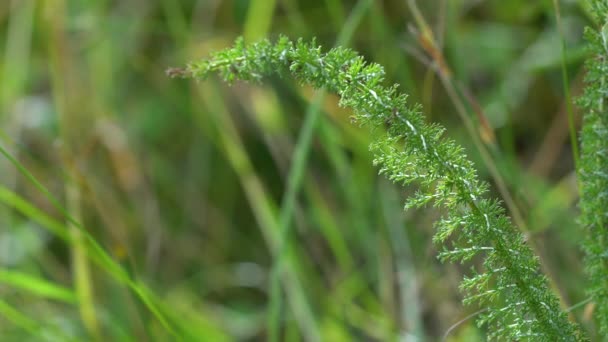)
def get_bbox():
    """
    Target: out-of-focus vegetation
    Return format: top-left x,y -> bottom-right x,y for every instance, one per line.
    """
0,0 -> 598,340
